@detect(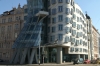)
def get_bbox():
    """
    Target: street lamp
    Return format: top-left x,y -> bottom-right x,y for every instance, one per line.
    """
35,10 -> 48,65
